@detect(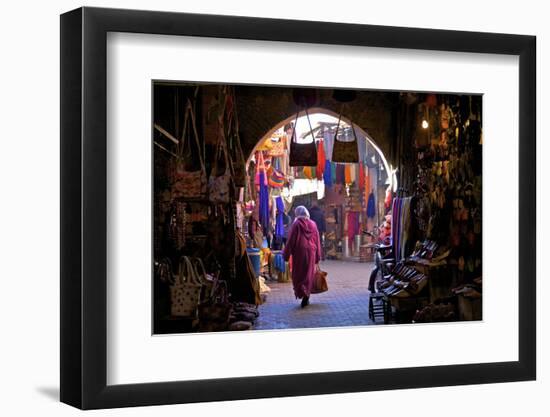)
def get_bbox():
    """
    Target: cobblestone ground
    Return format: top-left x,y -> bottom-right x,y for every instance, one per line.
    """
254,260 -> 376,330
